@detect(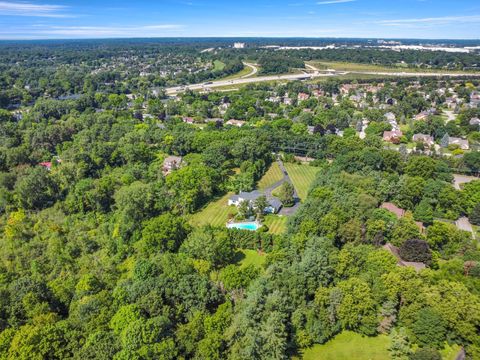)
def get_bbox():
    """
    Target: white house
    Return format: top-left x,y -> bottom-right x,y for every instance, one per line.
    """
228,191 -> 282,214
